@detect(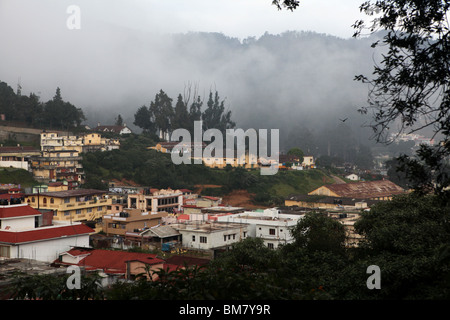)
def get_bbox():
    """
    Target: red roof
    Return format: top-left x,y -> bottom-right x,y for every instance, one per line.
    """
62,248 -> 164,274
0,223 -> 94,244
177,214 -> 190,221
0,204 -> 42,219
